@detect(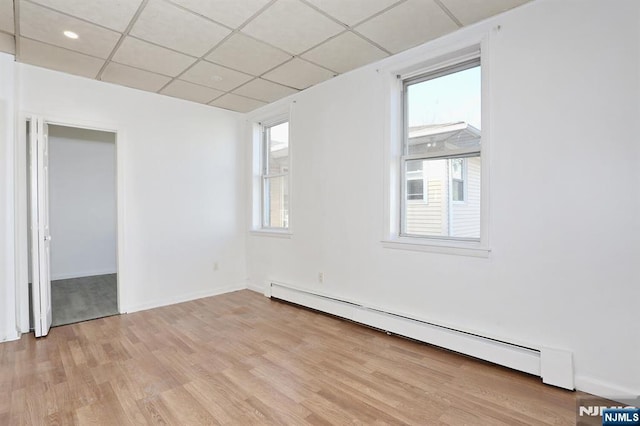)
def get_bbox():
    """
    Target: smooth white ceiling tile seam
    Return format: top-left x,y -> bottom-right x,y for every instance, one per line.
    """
130,0 -> 231,57
262,57 -> 335,90
101,61 -> 172,92
168,0 -> 271,30
209,93 -> 267,113
302,0 -> 400,27
95,0 -> 149,83
356,0 -> 459,54
241,0 -> 344,55
232,78 -> 298,103
439,0 -> 530,26
160,79 -> 225,104
205,32 -> 292,77
28,0 -> 142,32
152,0 -> 277,98
432,0 -> 463,27
20,1 -> 121,58
19,37 -> 105,78
111,36 -> 196,77
302,31 -> 388,74
0,0 -> 15,34
180,60 -> 254,92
